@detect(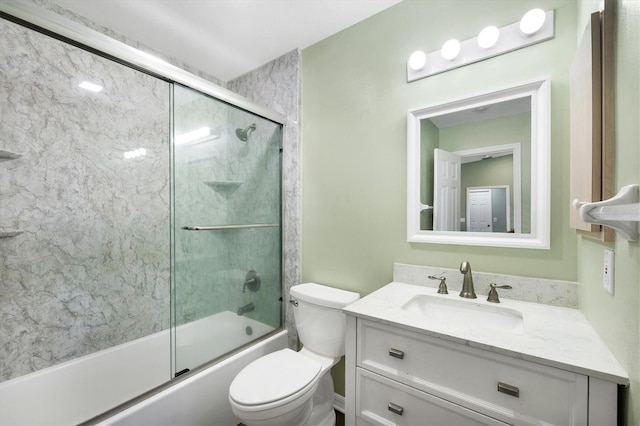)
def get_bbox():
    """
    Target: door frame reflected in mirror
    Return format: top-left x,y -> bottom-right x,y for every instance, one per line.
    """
466,185 -> 511,233
407,78 -> 550,249
449,142 -> 521,233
